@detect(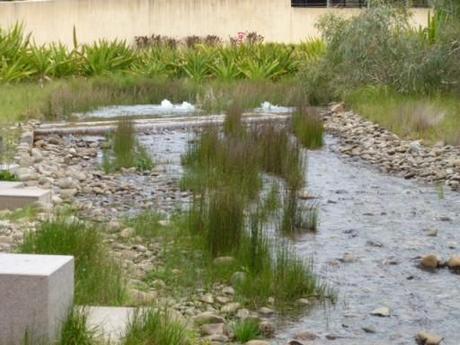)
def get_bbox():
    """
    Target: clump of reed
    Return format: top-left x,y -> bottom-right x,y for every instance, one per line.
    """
103,117 -> 153,173
234,214 -> 330,309
281,191 -> 319,235
20,217 -> 127,305
253,123 -> 305,191
181,126 -> 261,200
58,308 -> 98,345
232,319 -> 261,343
122,308 -> 189,345
291,106 -> 324,149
